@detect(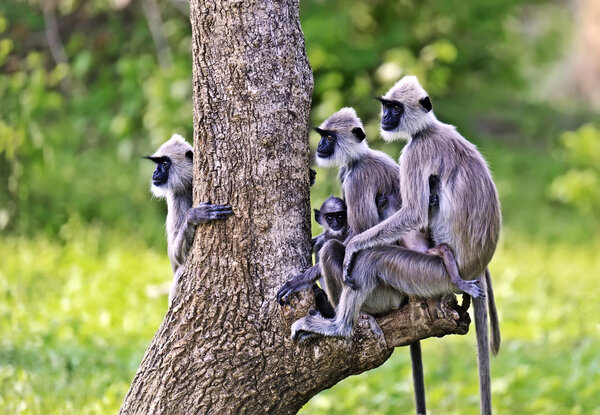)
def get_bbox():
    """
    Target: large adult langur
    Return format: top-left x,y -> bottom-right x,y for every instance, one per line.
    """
292,78 -> 502,415
145,134 -> 233,306
288,108 -> 475,415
